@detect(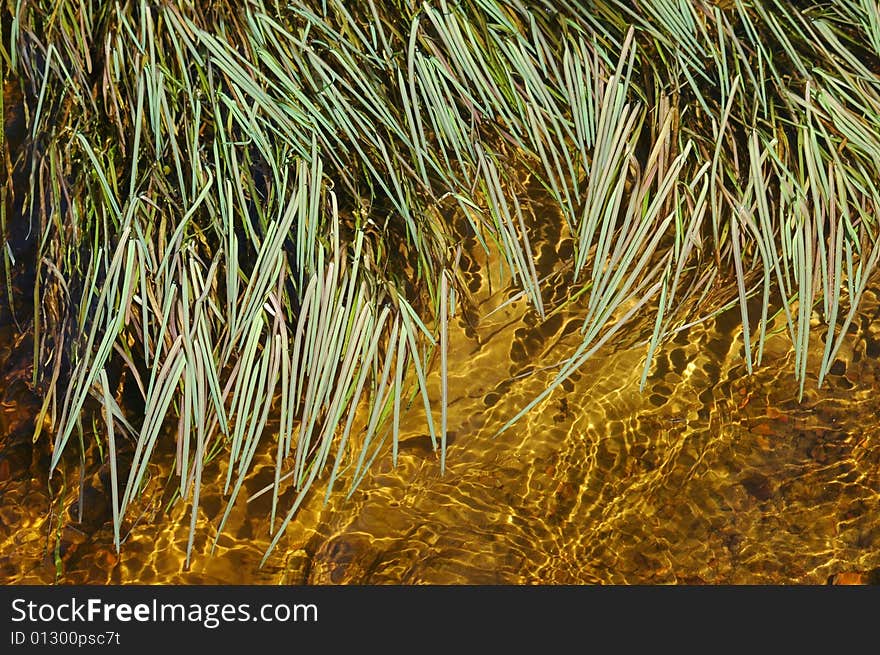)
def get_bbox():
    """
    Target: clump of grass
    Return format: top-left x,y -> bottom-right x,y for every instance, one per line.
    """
3,0 -> 880,565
